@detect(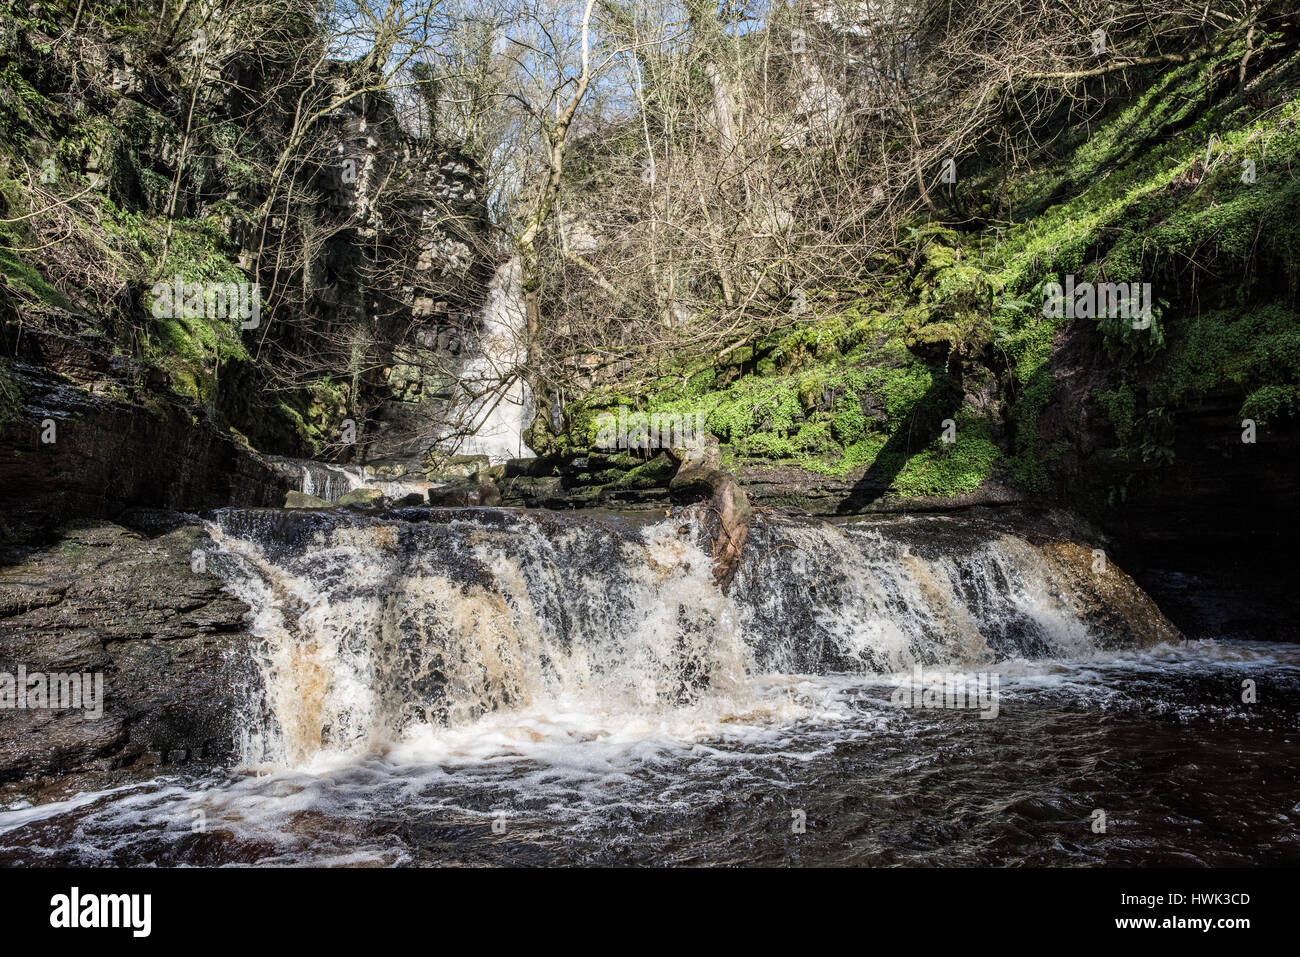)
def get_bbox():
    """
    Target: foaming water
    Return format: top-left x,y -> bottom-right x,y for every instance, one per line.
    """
206,509 -> 761,769
730,517 -> 1115,675
3,508 -> 1292,867
437,258 -> 535,463
198,508 -> 1158,772
2,640 -> 1296,866
268,457 -> 438,503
